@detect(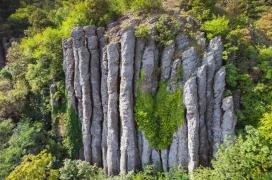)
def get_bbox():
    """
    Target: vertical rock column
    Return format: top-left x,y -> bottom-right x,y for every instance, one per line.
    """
84,26 -> 103,166
202,52 -> 216,160
184,77 -> 199,173
197,65 -> 209,166
62,39 -> 76,110
212,67 -> 226,156
106,43 -> 120,175
72,27 -> 93,162
72,29 -> 83,123
119,29 -> 138,173
98,27 -> 109,170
